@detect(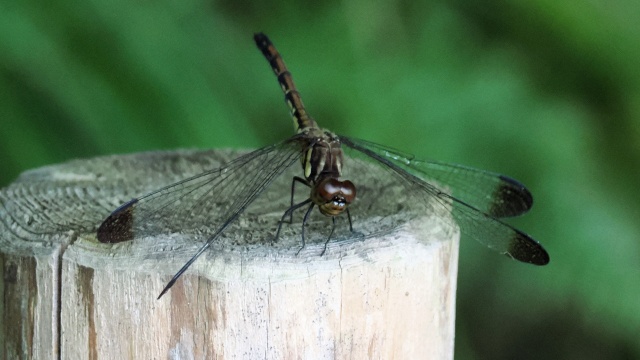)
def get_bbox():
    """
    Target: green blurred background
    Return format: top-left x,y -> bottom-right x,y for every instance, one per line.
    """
2,0 -> 639,358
